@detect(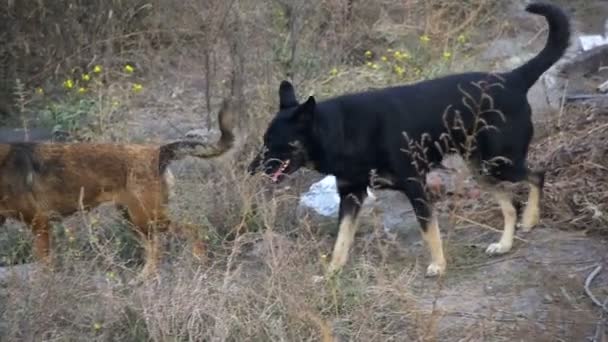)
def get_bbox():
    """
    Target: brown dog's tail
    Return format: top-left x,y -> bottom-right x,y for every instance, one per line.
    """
158,99 -> 236,173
